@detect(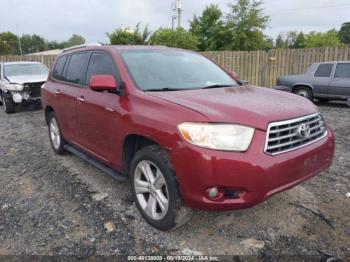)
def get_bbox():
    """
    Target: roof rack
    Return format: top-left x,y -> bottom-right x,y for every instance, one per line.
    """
62,42 -> 104,53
